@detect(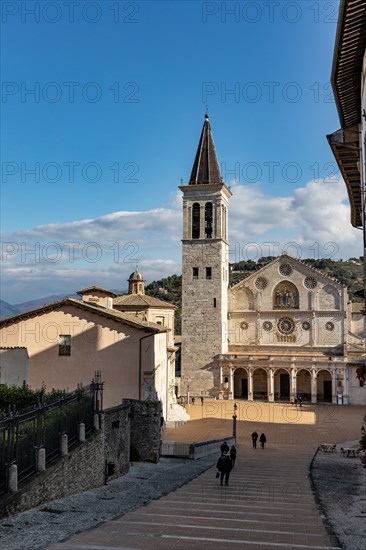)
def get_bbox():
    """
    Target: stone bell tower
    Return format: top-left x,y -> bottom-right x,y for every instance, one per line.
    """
180,114 -> 232,397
